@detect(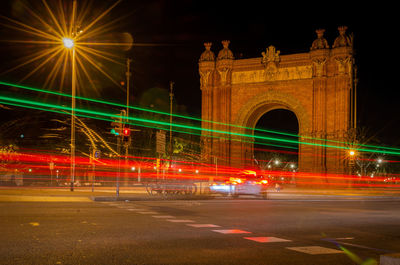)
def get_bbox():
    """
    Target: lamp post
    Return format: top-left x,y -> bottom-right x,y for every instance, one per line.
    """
63,0 -> 77,191
62,36 -> 76,191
